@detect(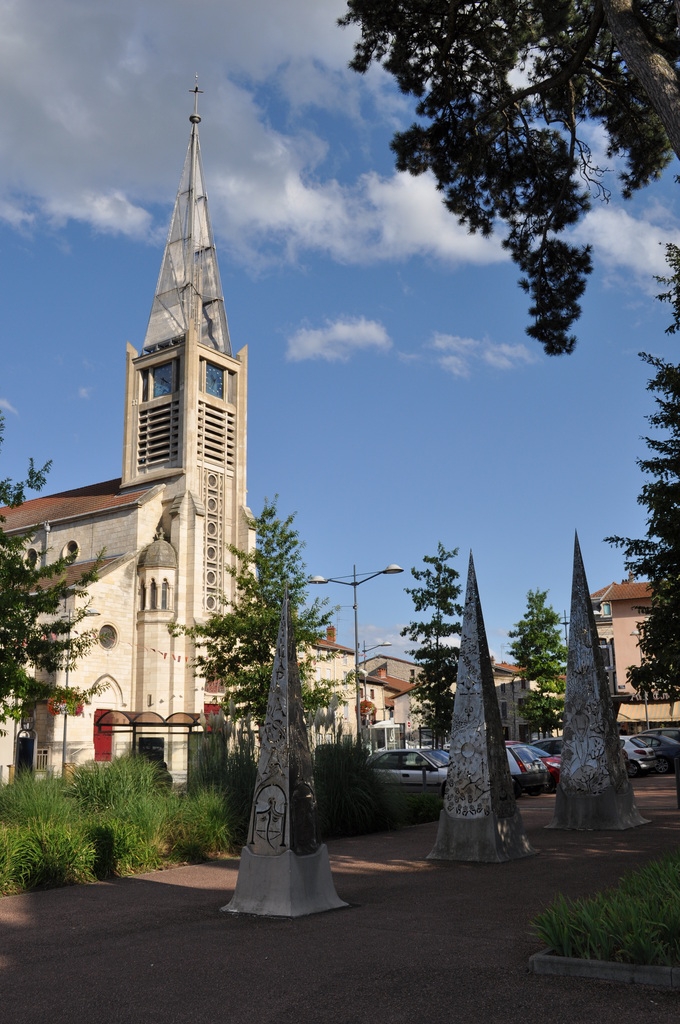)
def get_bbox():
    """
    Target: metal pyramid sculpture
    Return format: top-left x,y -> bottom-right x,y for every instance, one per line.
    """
142,87 -> 231,355
547,535 -> 647,830
428,553 -> 535,862
223,590 -> 347,916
